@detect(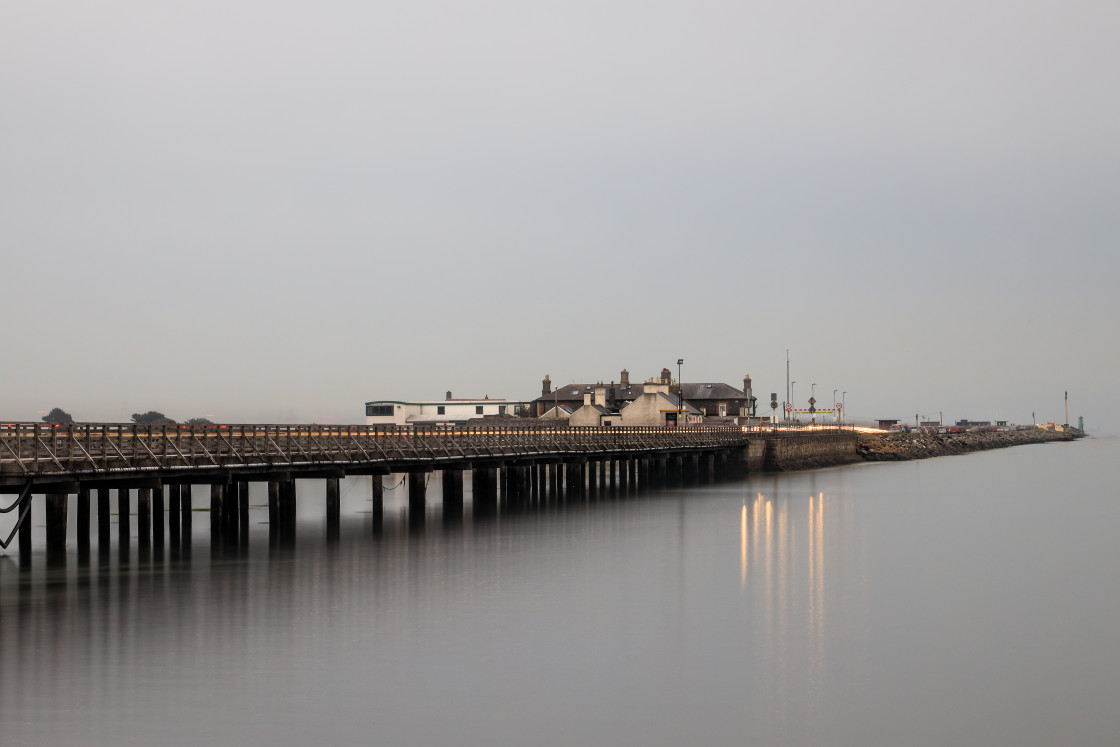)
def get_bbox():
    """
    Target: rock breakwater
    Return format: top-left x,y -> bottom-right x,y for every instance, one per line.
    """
856,429 -> 1079,462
